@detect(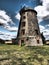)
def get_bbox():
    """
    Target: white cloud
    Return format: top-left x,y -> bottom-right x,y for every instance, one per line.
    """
0,10 -> 18,31
35,6 -> 49,17
0,31 -> 17,40
43,29 -> 49,40
0,10 -> 18,40
41,0 -> 49,6
0,10 -> 13,24
4,25 -> 18,32
15,13 -> 20,21
34,0 -> 49,22
45,24 -> 49,27
39,24 -> 49,40
39,25 -> 45,32
0,19 -> 8,25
